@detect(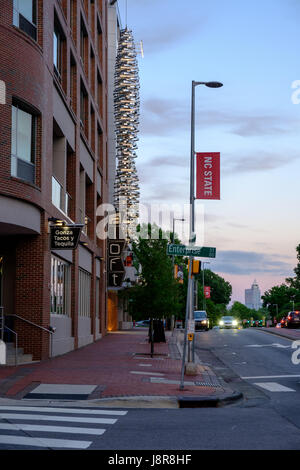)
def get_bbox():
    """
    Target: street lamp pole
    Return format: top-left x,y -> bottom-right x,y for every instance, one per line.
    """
172,217 -> 185,331
187,80 -> 223,364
